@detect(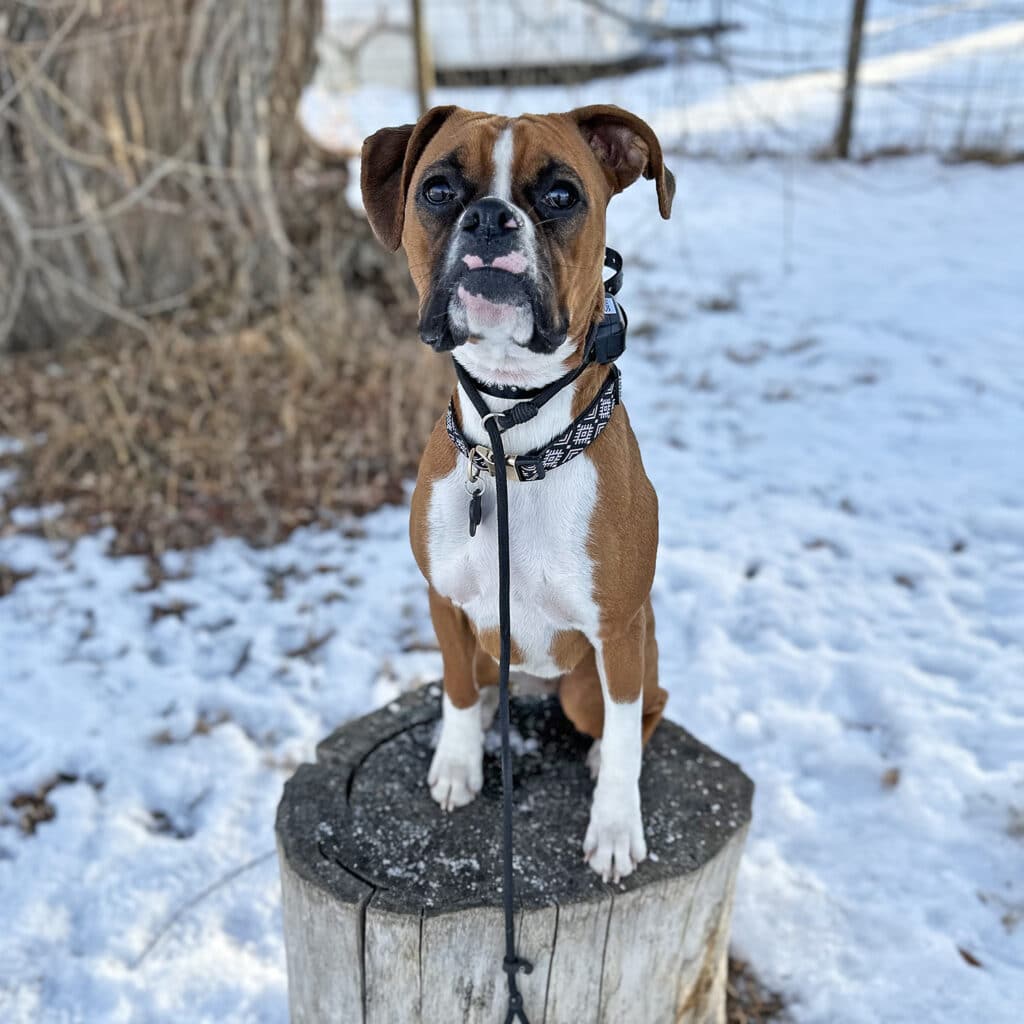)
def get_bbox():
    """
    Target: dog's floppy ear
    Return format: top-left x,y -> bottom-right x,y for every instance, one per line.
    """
569,104 -> 675,219
361,105 -> 458,251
